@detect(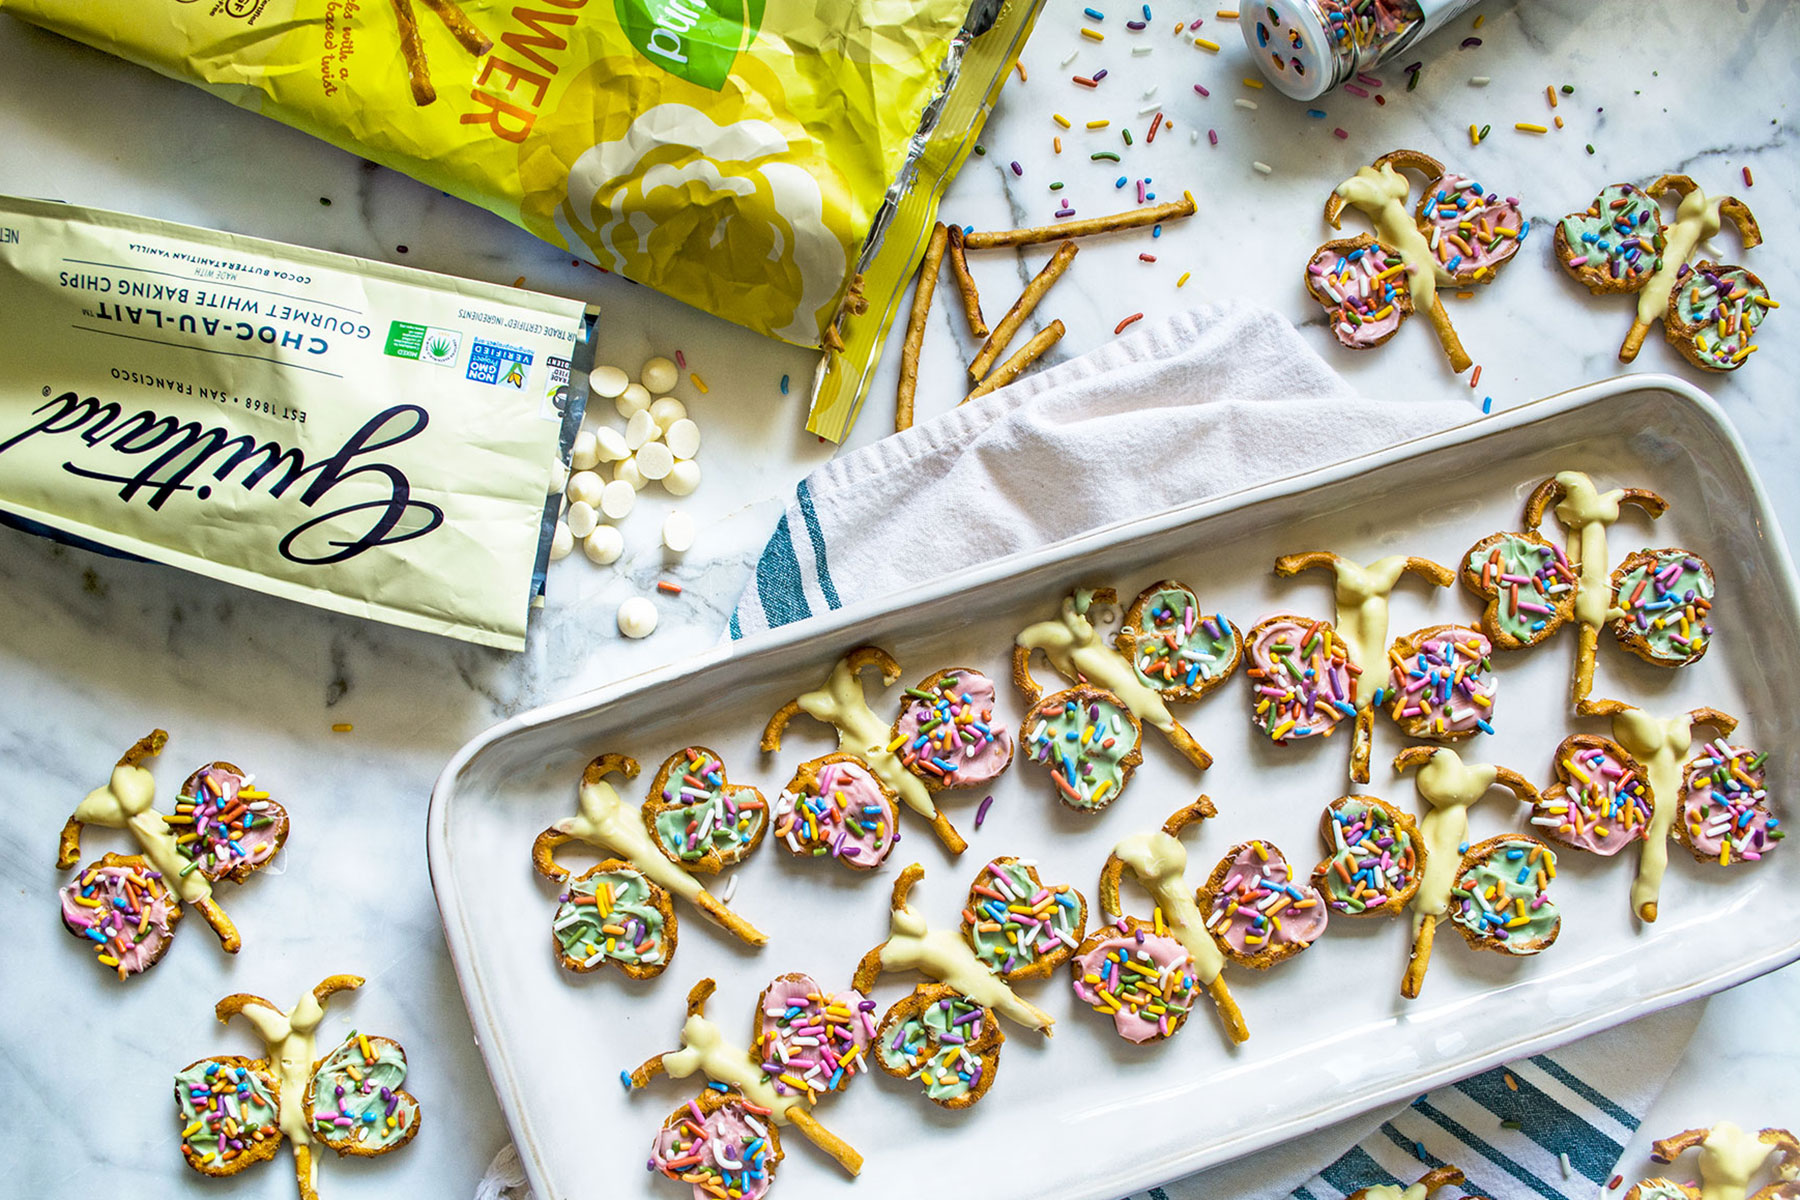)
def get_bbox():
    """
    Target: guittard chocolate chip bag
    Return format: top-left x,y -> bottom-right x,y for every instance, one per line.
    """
0,194 -> 594,650
0,0 -> 1045,439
